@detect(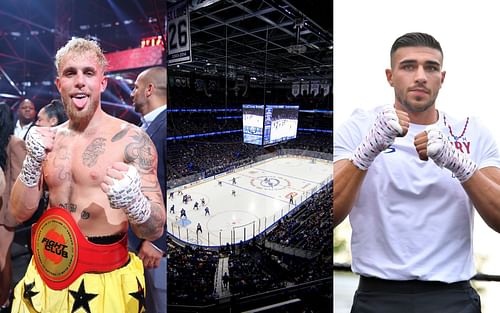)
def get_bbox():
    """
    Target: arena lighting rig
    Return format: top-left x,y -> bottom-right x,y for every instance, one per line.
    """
104,36 -> 165,73
141,35 -> 165,48
105,45 -> 164,73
